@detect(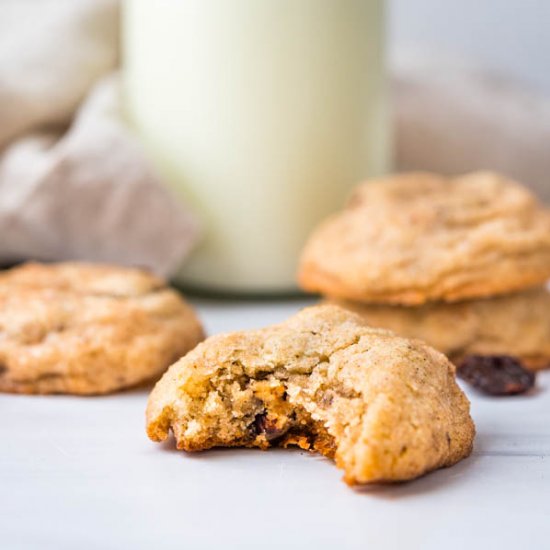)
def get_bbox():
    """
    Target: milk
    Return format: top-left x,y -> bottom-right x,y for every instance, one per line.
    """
123,0 -> 390,293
